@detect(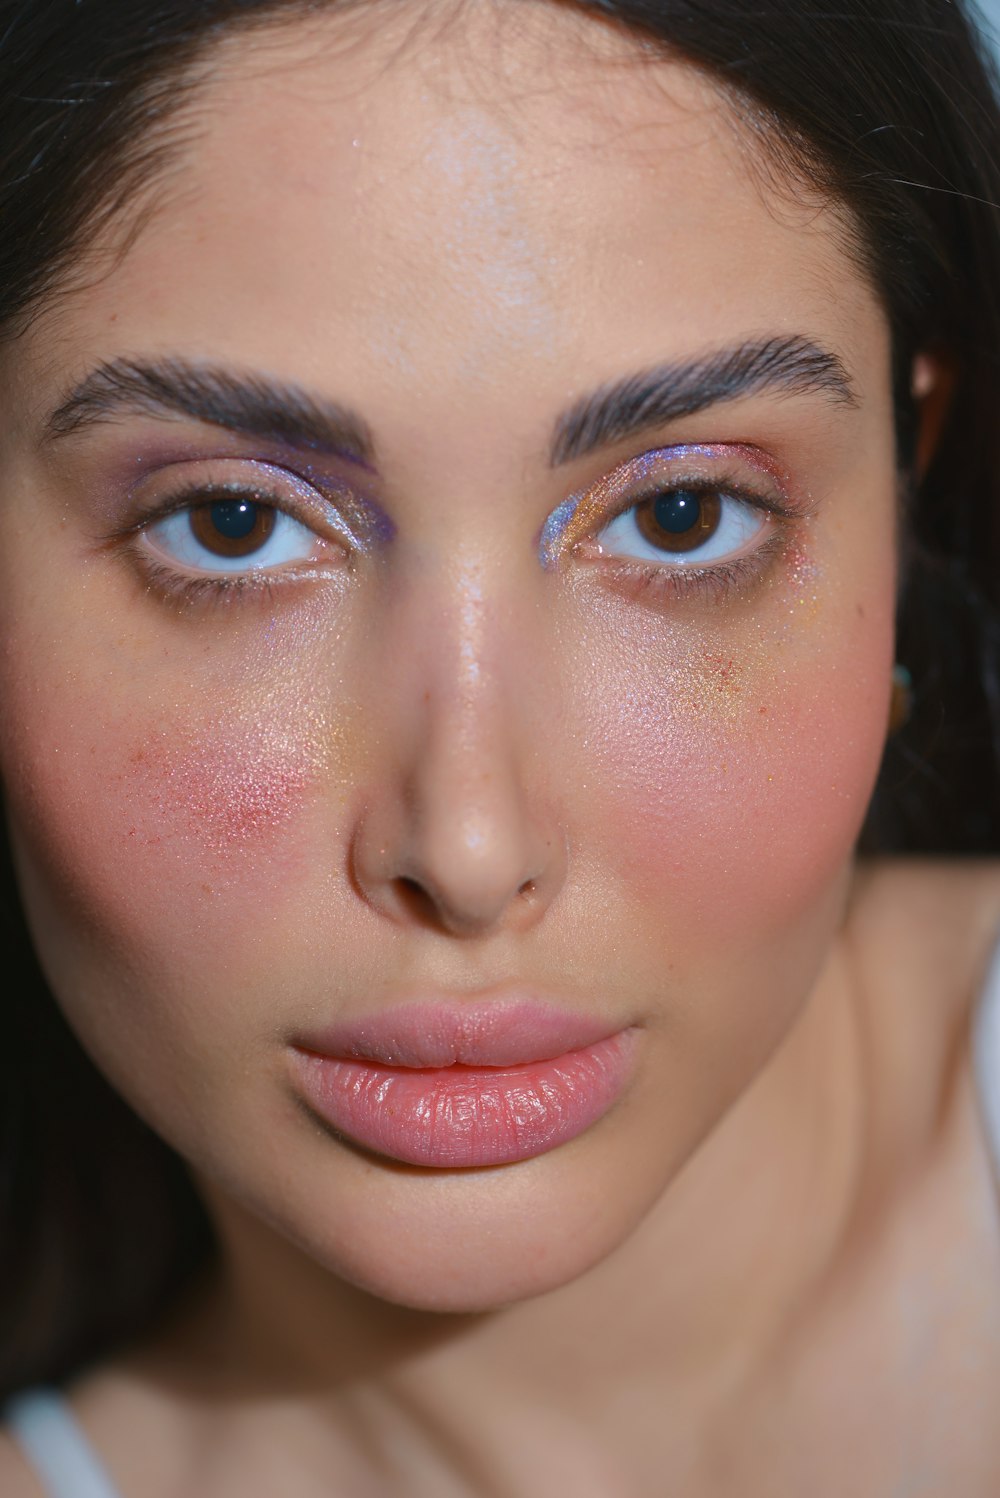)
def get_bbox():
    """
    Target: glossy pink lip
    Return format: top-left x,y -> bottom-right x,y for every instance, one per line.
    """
288,1000 -> 639,1168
